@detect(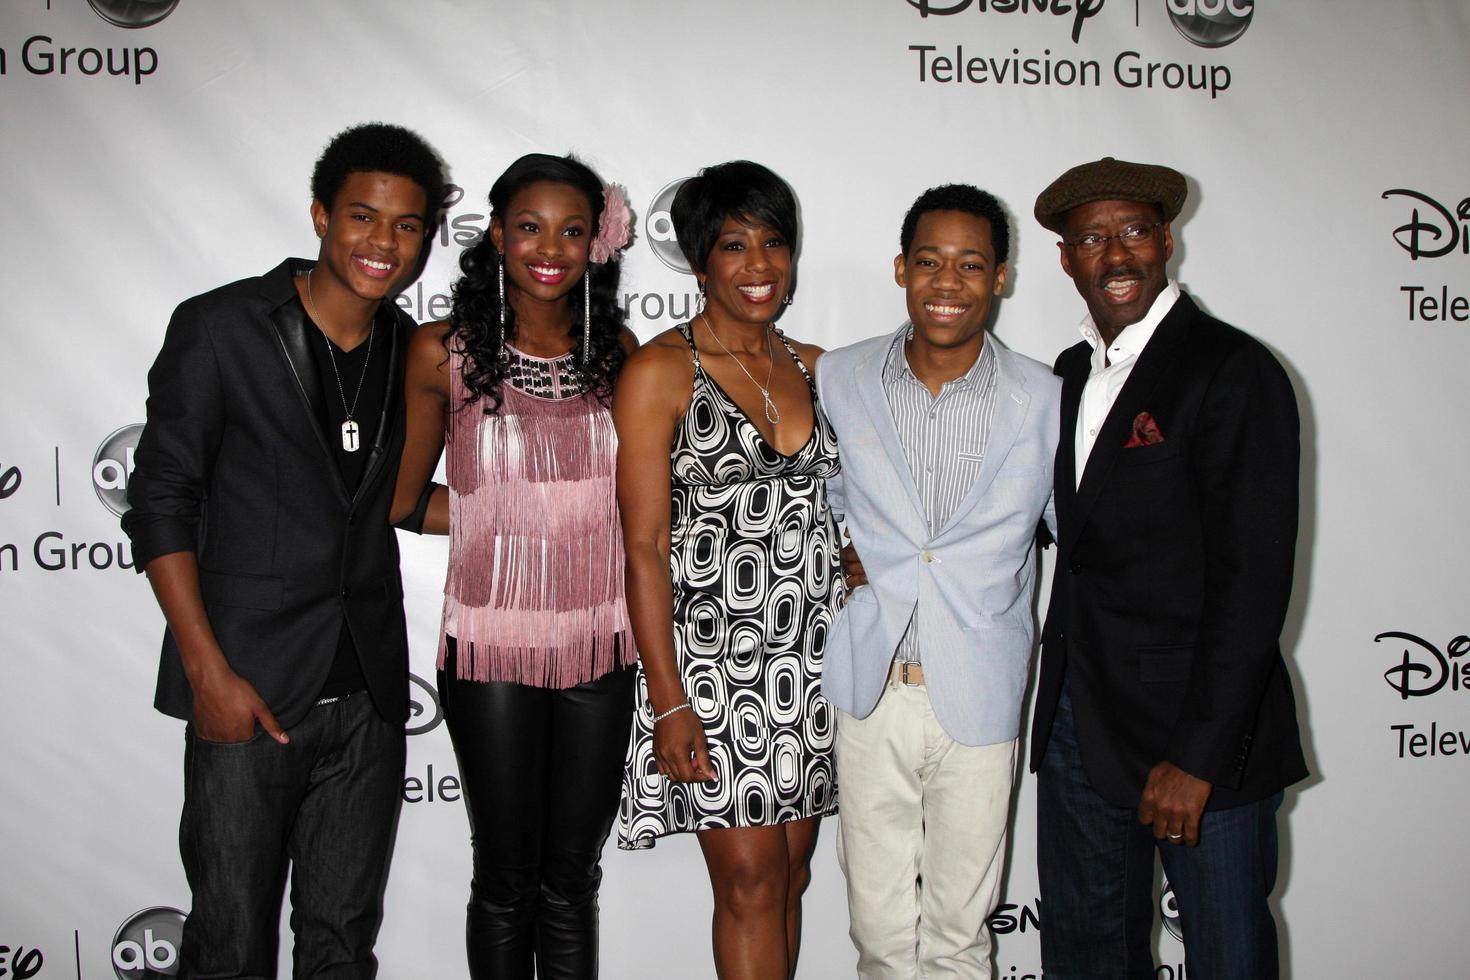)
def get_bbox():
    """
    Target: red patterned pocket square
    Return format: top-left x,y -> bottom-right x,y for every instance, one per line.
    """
1123,411 -> 1165,448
